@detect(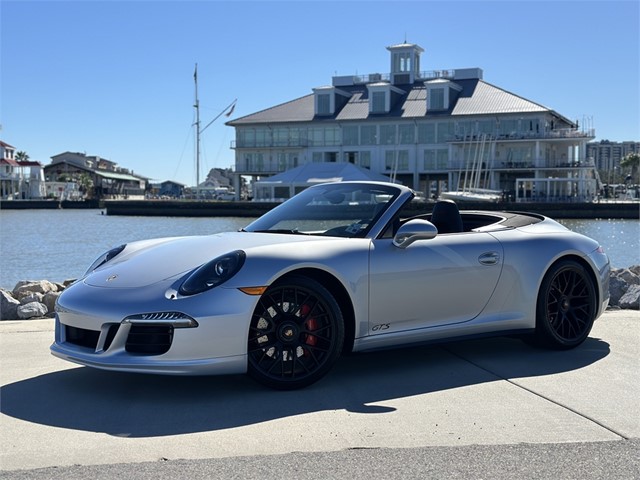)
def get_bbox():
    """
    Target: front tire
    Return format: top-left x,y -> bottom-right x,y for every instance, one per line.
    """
534,259 -> 597,349
247,275 -> 344,389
